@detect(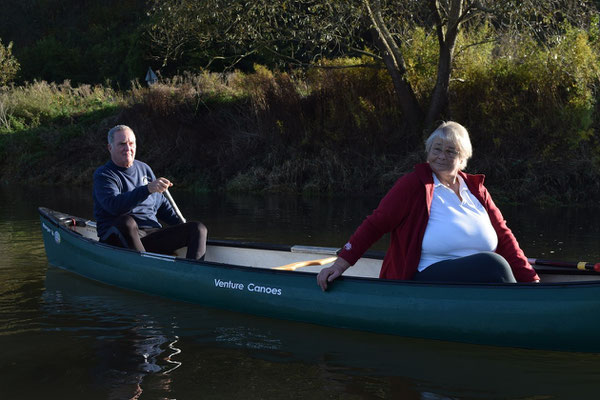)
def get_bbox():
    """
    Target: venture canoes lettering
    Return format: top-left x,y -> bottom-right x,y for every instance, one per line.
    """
213,279 -> 282,296
214,279 -> 244,290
